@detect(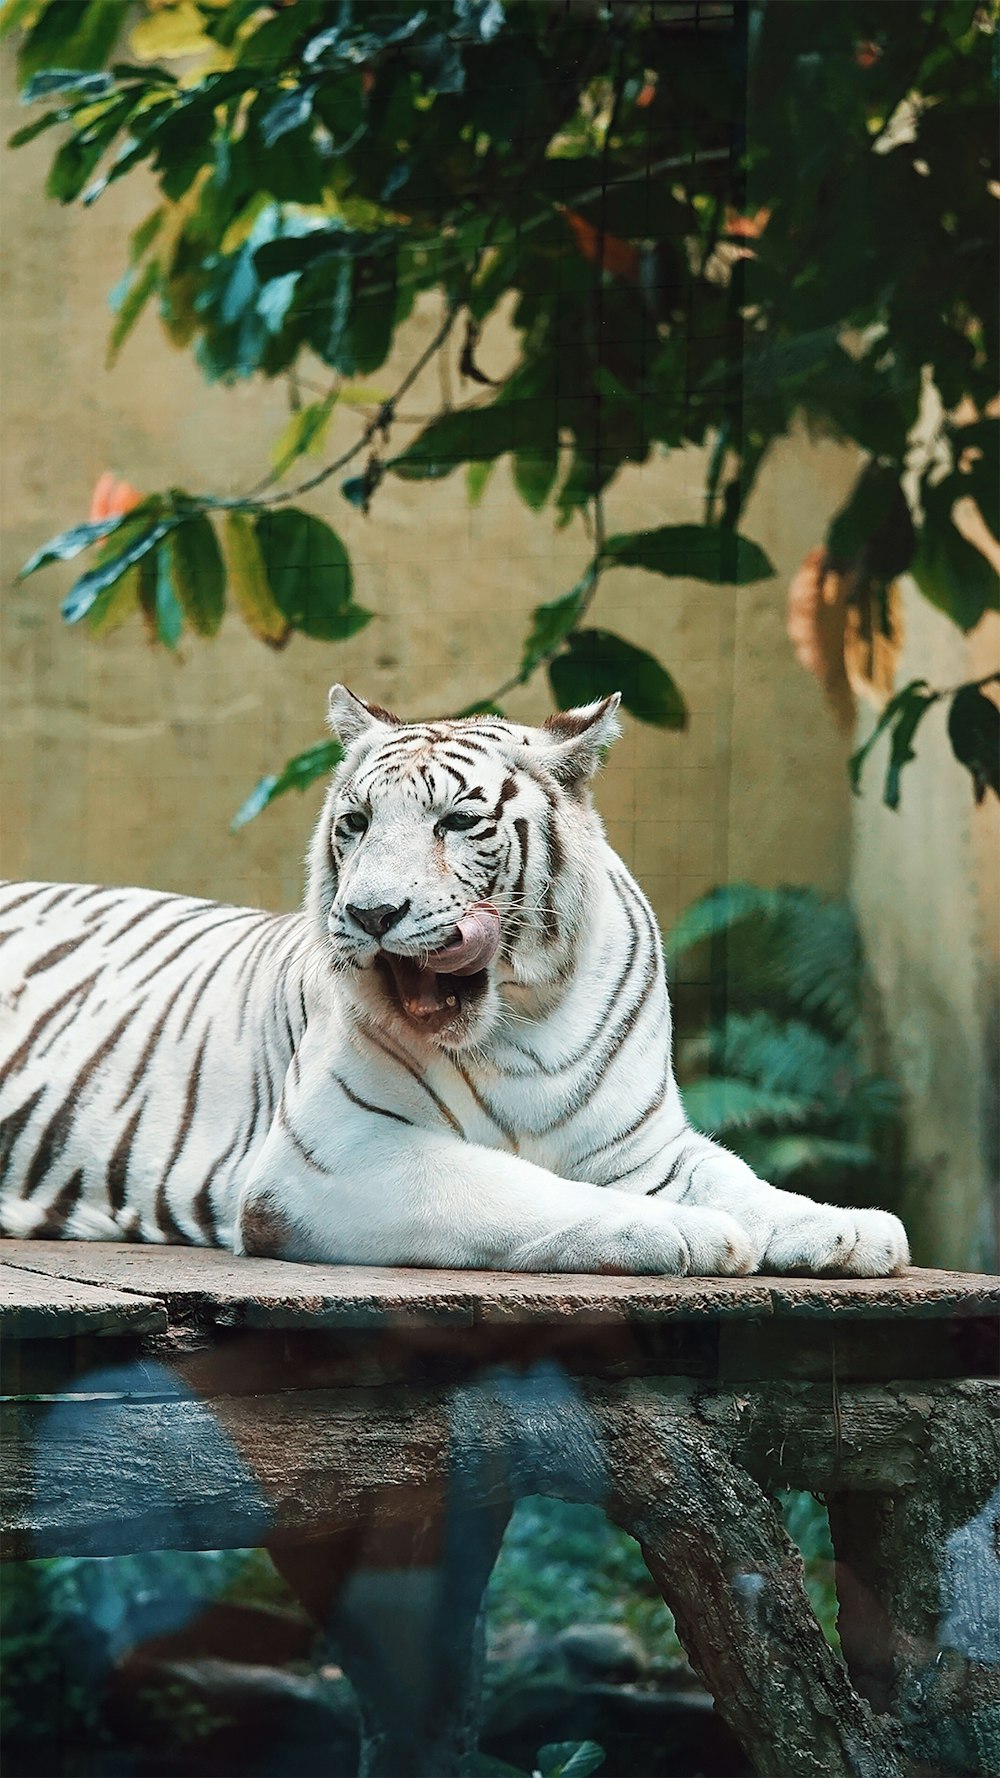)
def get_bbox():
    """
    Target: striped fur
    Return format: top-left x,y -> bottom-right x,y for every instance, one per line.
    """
0,686 -> 908,1276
